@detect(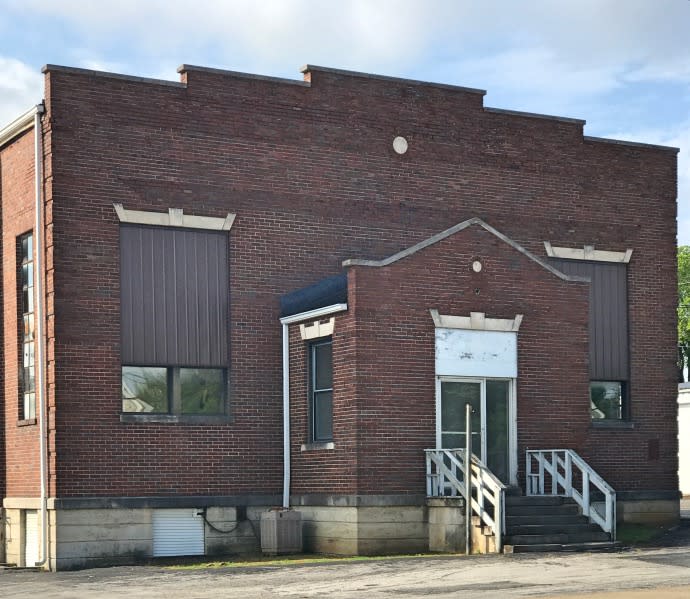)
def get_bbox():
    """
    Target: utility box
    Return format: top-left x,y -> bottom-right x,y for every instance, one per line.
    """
260,509 -> 303,555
